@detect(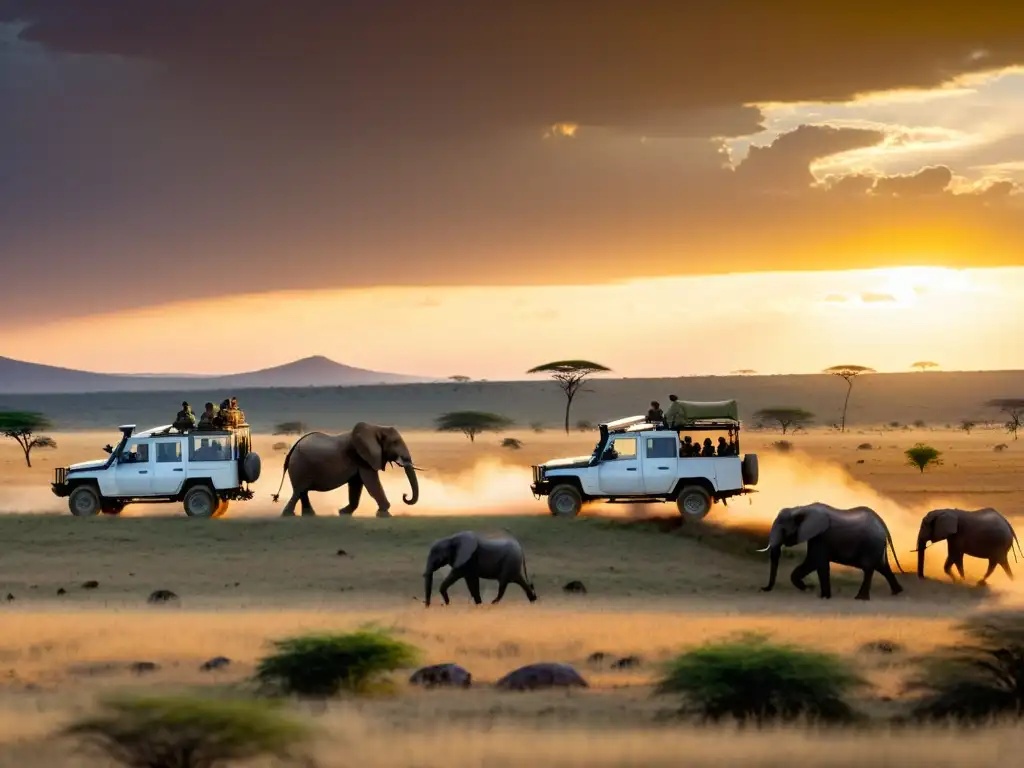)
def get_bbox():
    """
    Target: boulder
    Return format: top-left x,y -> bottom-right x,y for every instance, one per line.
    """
495,662 -> 588,691
408,663 -> 472,689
